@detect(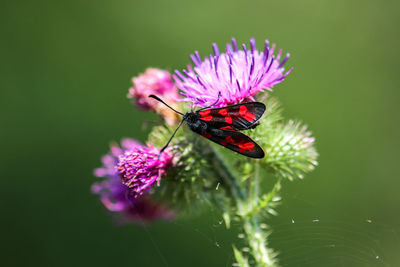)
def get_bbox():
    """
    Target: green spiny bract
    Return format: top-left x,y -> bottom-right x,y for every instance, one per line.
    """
247,97 -> 318,181
148,124 -> 227,213
257,119 -> 318,180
